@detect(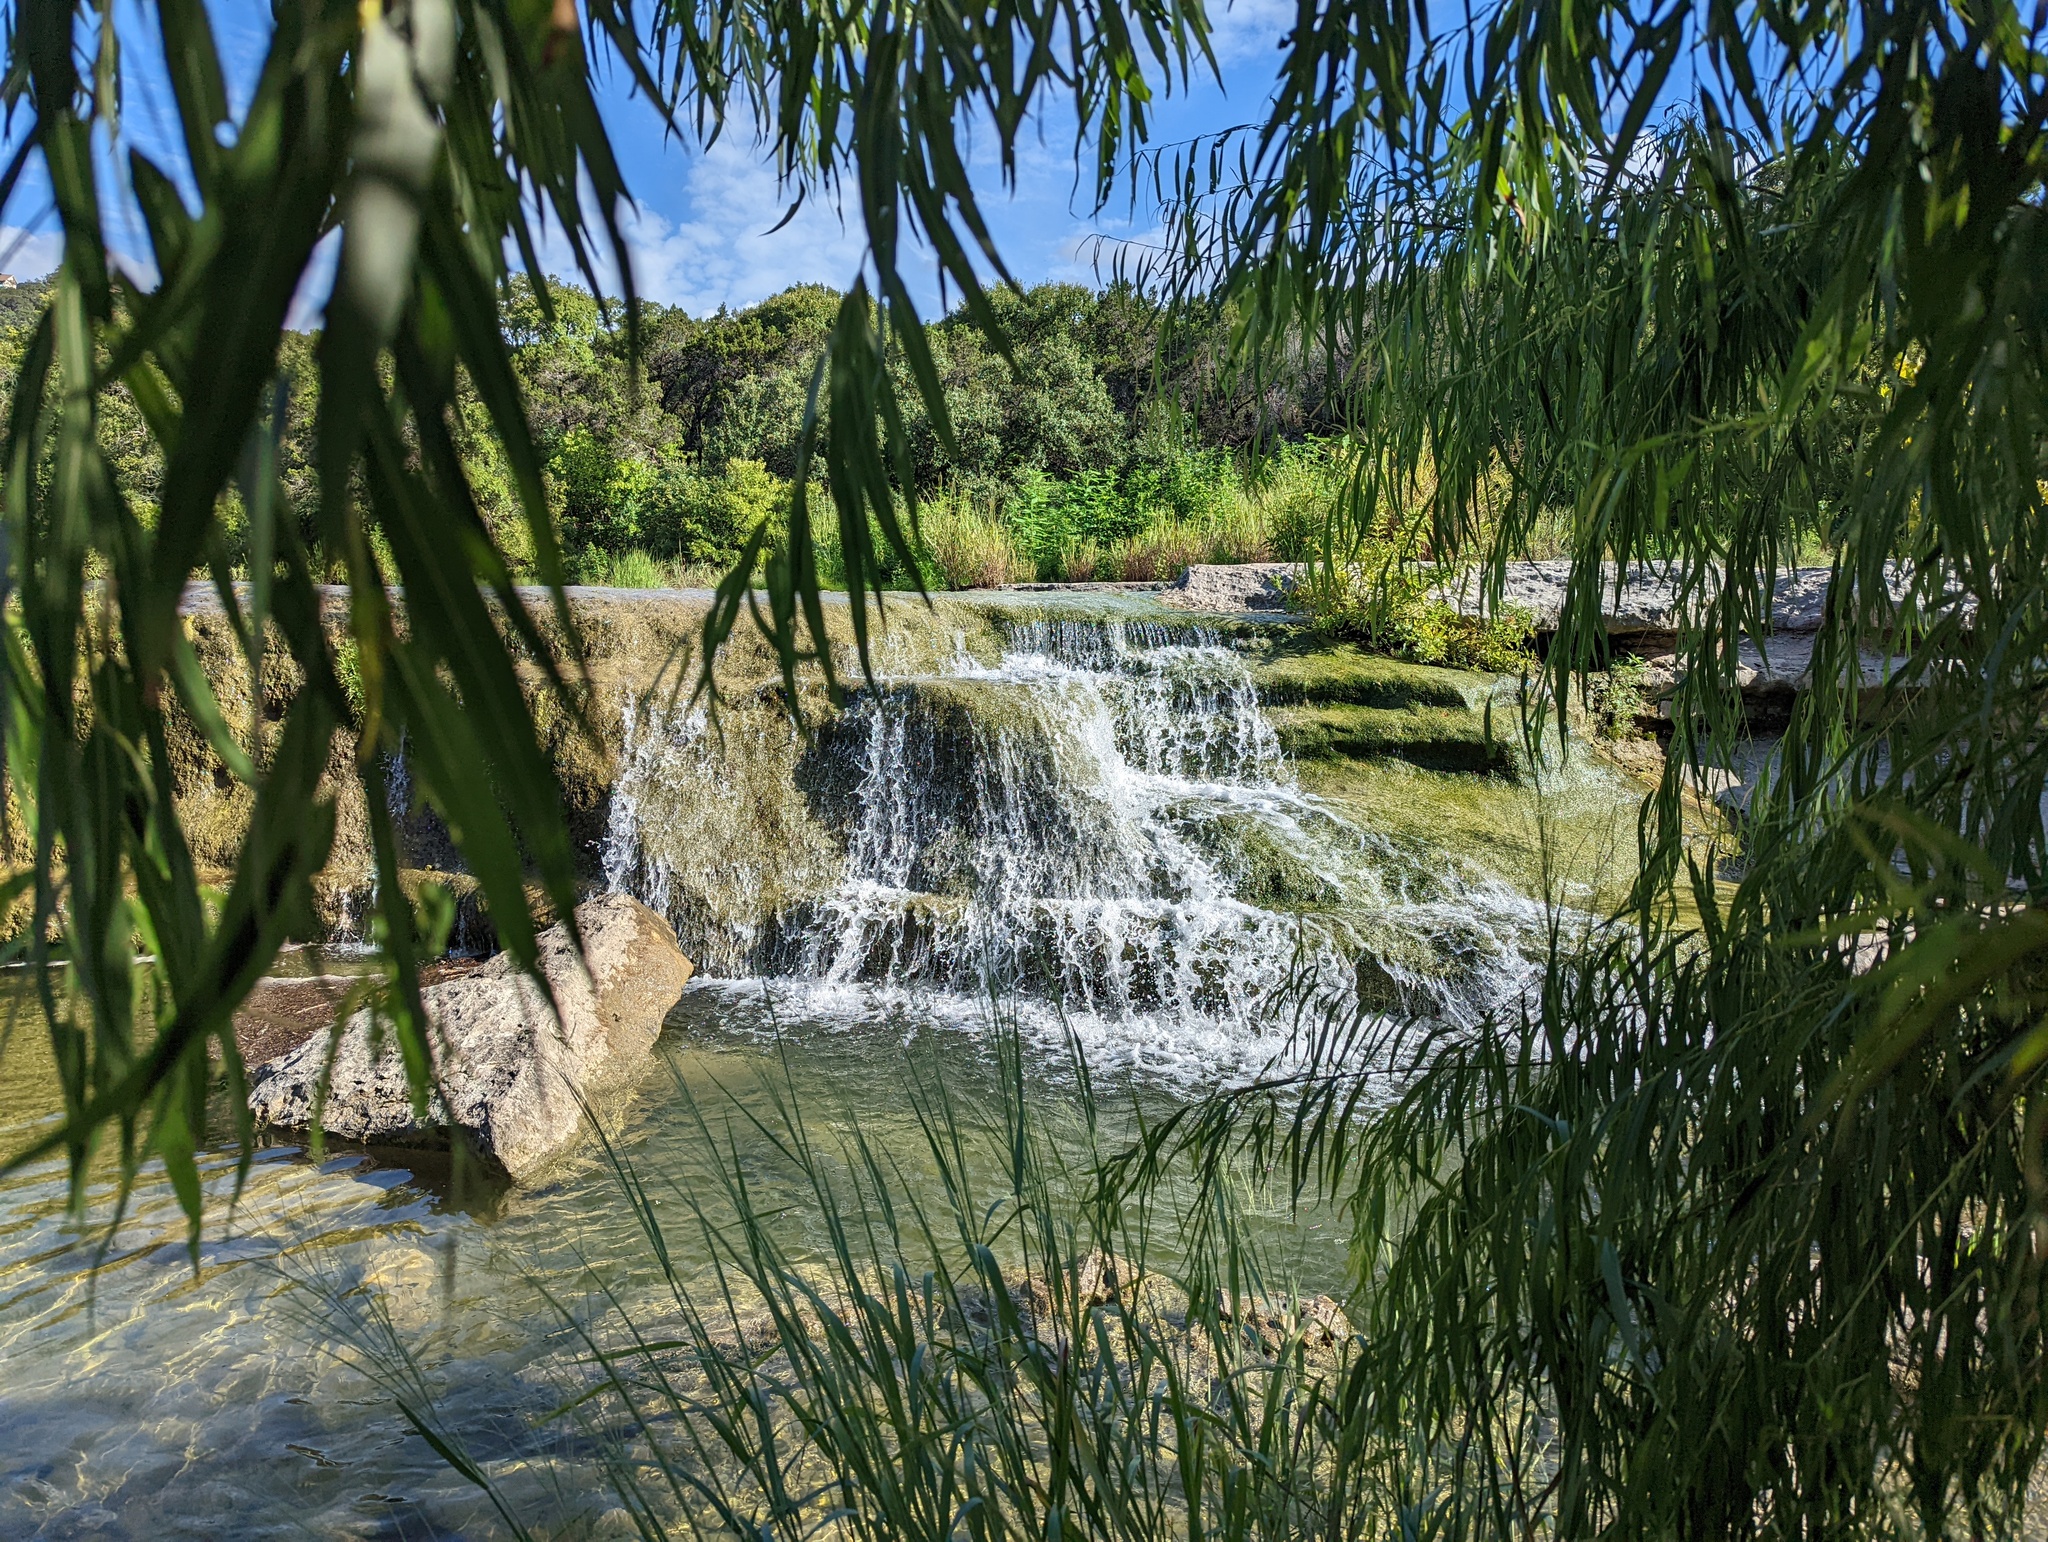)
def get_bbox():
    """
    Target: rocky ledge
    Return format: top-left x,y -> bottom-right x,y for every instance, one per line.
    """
1161,563 -> 1303,613
249,893 -> 694,1180
1161,558 -> 1944,639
